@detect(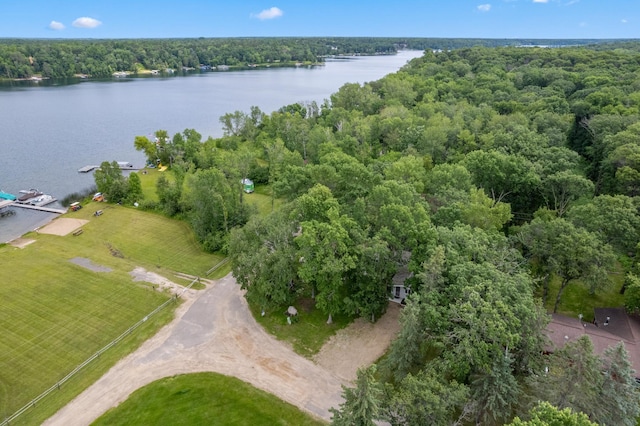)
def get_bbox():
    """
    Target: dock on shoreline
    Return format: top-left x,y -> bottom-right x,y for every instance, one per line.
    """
10,202 -> 66,214
78,165 -> 100,173
78,164 -> 143,173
